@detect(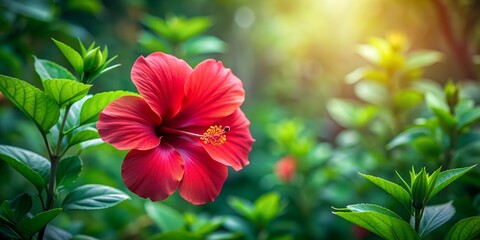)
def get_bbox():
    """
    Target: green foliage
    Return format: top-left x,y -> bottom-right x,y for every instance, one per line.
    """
52,39 -> 84,76
144,202 -> 228,239
431,165 -> 476,197
228,192 -> 285,228
52,38 -> 120,83
334,166 -> 476,239
142,14 -> 212,44
0,74 -> 60,133
145,202 -> 185,232
43,79 -> 91,107
56,156 -> 82,189
327,99 -> 378,128
139,14 -> 226,61
0,38 -> 130,239
389,81 -> 480,165
79,91 -> 137,125
68,128 -> 100,148
16,208 -> 62,238
334,211 -> 420,240
416,201 -> 455,237
445,216 -> 480,240
62,184 -> 130,210
34,57 -> 77,81
359,173 -> 411,211
0,145 -> 50,191
9,194 -> 33,223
